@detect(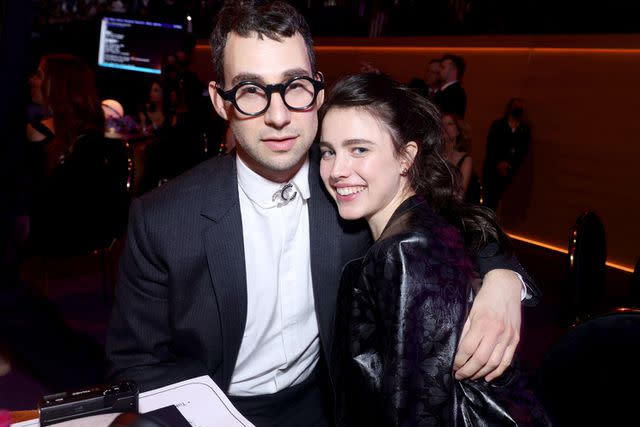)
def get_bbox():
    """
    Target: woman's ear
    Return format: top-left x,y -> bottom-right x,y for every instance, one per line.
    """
401,141 -> 419,172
